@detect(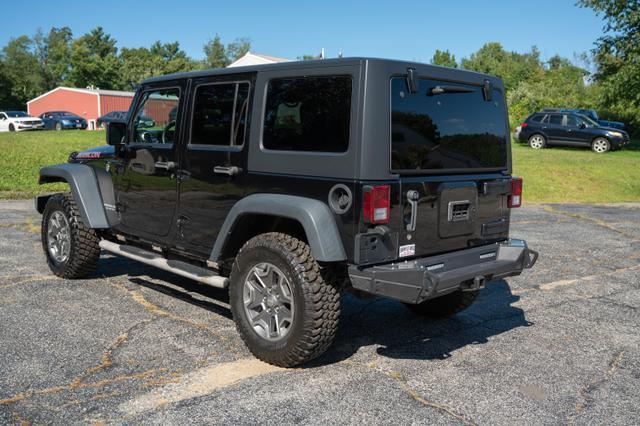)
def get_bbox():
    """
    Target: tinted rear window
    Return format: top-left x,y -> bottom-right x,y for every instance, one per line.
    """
529,114 -> 545,123
391,77 -> 508,172
262,76 -> 352,153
